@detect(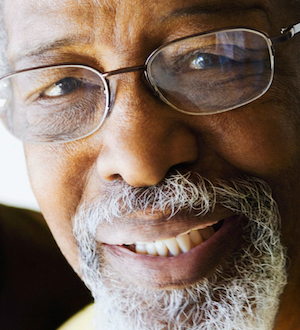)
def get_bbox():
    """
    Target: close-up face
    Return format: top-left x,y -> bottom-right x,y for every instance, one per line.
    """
2,0 -> 300,329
